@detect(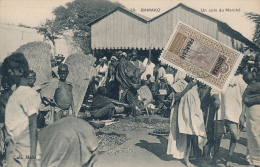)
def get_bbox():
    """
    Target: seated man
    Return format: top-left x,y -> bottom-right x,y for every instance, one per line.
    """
90,87 -> 128,120
156,76 -> 171,114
